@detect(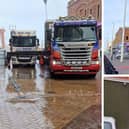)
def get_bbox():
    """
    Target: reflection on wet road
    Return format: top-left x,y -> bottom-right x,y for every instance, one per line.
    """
0,64 -> 101,129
